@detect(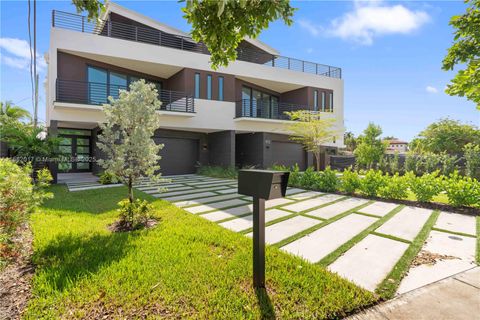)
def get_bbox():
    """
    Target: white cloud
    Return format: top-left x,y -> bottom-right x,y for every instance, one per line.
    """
298,19 -> 322,37
426,86 -> 439,94
306,48 -> 314,54
0,37 -> 46,71
300,1 -> 430,45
